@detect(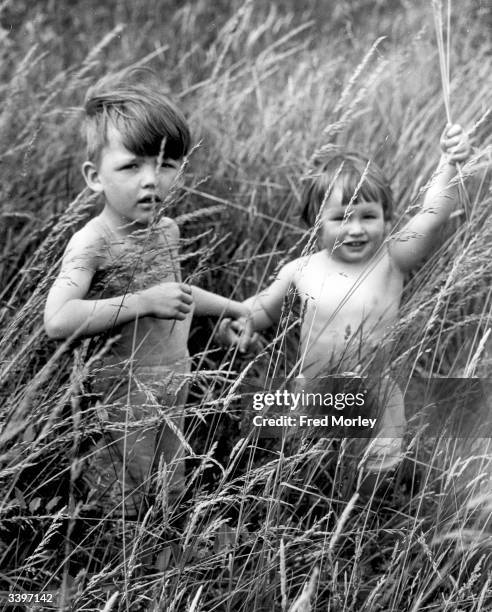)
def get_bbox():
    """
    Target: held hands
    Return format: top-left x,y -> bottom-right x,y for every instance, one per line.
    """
141,282 -> 193,320
440,124 -> 471,164
218,316 -> 258,353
